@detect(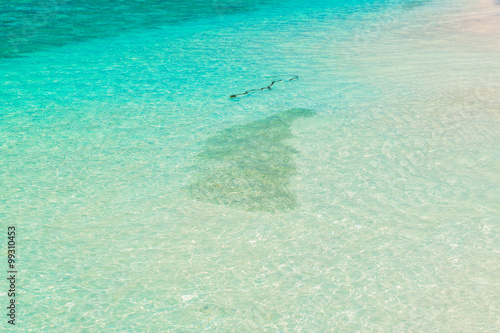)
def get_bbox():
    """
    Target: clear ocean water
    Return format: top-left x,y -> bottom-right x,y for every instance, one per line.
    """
1,0 -> 499,331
